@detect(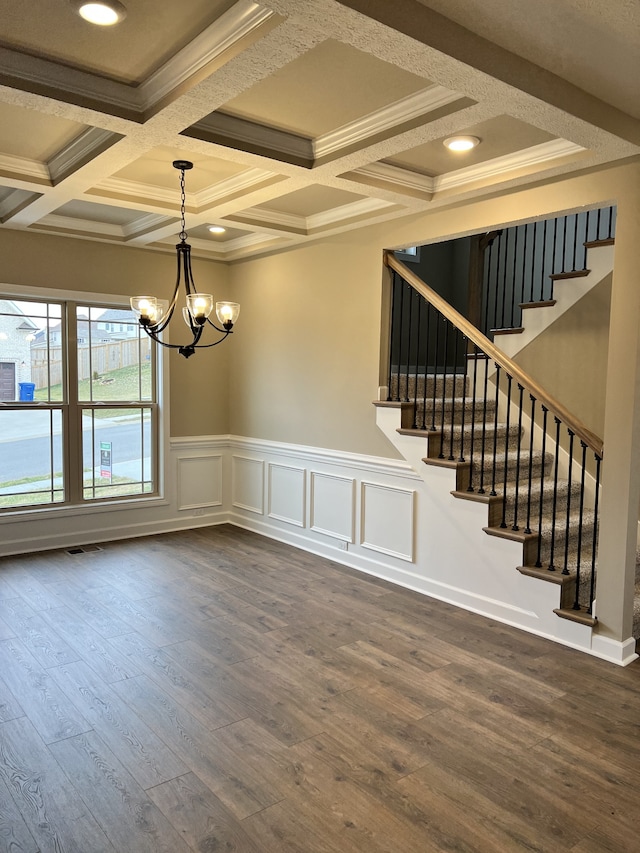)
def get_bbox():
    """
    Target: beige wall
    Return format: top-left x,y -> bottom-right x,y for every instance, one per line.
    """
229,162 -> 637,457
514,275 -> 611,437
228,237 -> 396,457
0,229 -> 232,436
